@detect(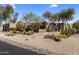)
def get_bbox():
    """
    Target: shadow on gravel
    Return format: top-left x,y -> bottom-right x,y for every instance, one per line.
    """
44,35 -> 54,39
0,41 -> 43,55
